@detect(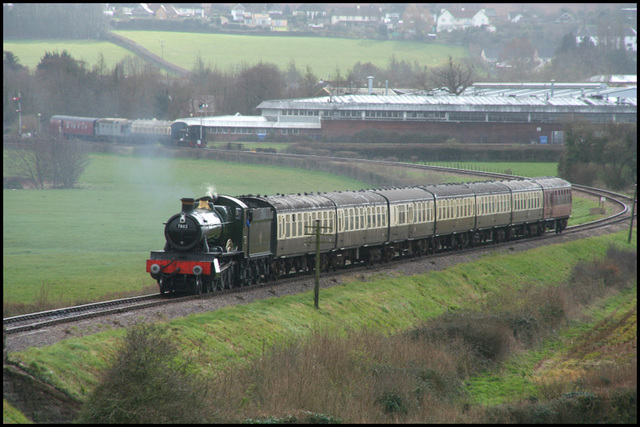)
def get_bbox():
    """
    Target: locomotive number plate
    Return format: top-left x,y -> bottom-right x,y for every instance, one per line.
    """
177,224 -> 189,229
